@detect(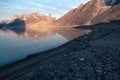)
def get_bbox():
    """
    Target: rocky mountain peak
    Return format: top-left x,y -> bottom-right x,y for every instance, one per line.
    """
51,0 -> 120,26
1,12 -> 56,25
91,0 -> 120,6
